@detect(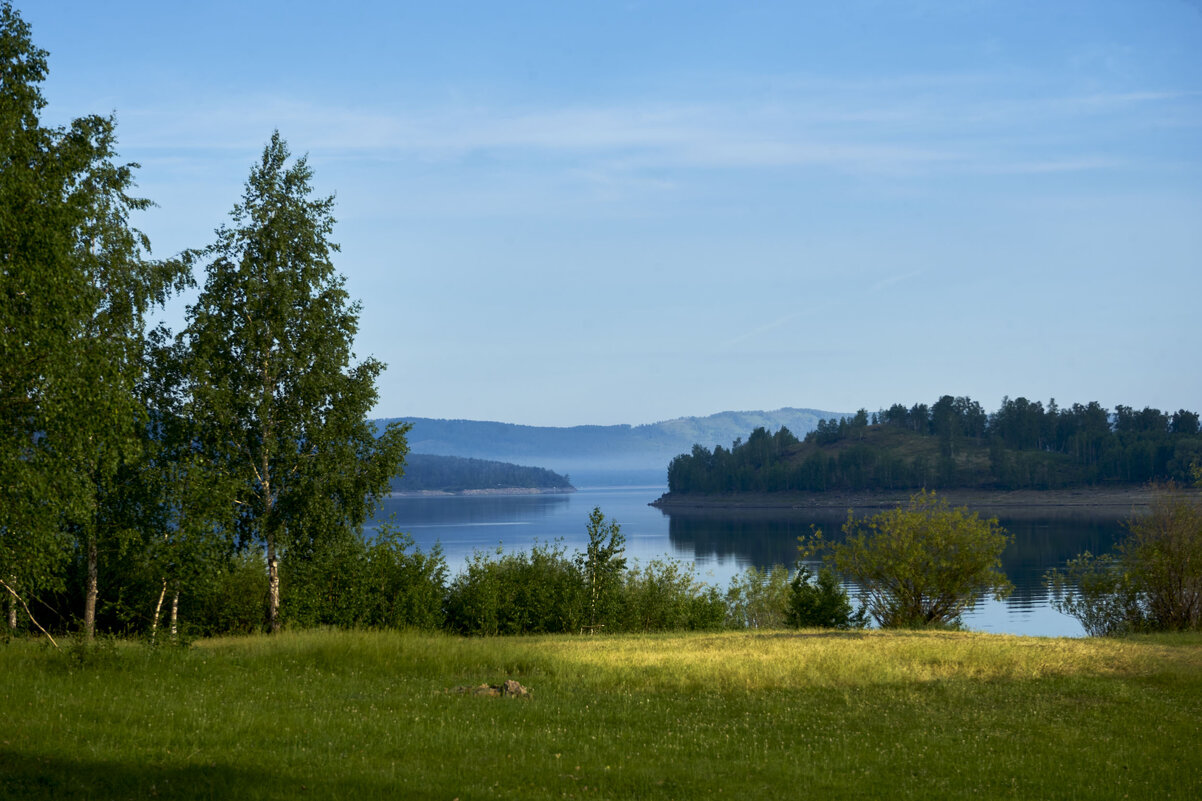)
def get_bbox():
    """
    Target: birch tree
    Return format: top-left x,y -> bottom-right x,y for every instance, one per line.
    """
1,2 -> 184,638
184,133 -> 408,632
